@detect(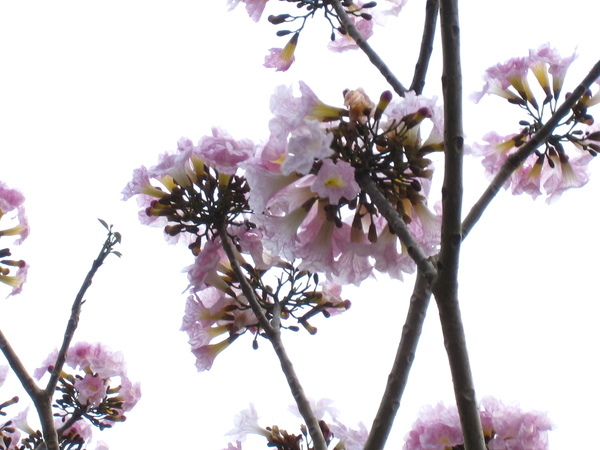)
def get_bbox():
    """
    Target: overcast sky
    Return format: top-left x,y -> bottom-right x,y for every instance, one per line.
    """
1,1 -> 599,448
